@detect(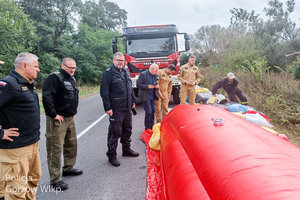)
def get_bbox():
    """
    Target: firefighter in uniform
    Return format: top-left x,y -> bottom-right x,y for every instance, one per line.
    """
0,52 -> 41,200
177,55 -> 202,105
42,57 -> 83,191
155,64 -> 177,123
